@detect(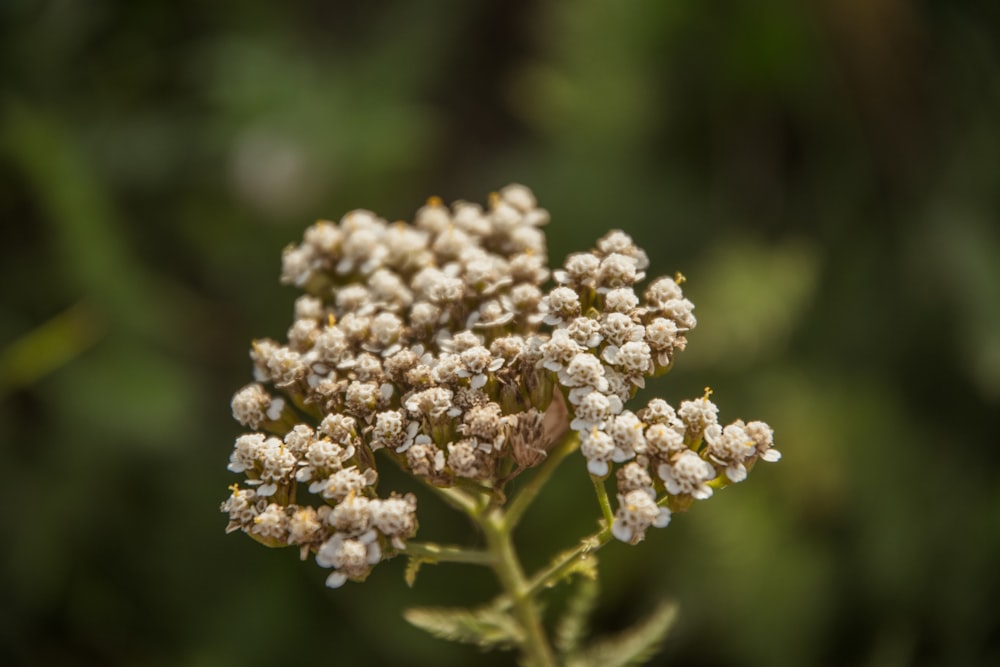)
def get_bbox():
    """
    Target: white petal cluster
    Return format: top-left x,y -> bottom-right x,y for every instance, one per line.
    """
223,185 -> 778,587
536,229 -> 777,544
